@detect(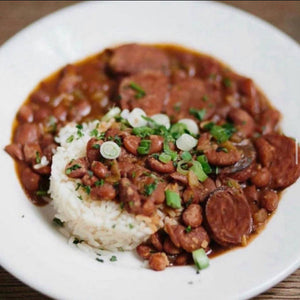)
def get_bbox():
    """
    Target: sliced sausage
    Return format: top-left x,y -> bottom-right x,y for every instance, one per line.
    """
182,204 -> 203,228
163,237 -> 181,255
228,108 -> 255,138
109,44 -> 169,75
90,183 -> 116,200
91,161 -> 109,179
166,78 -> 217,121
5,144 -> 24,161
260,190 -> 279,213
205,188 -> 252,246
14,123 -> 39,145
123,136 -> 141,155
65,157 -> 88,178
86,138 -> 103,163
119,71 -> 168,115
147,157 -> 175,173
255,134 -> 300,189
148,252 -> 169,271
119,178 -> 141,214
21,167 -> 40,191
